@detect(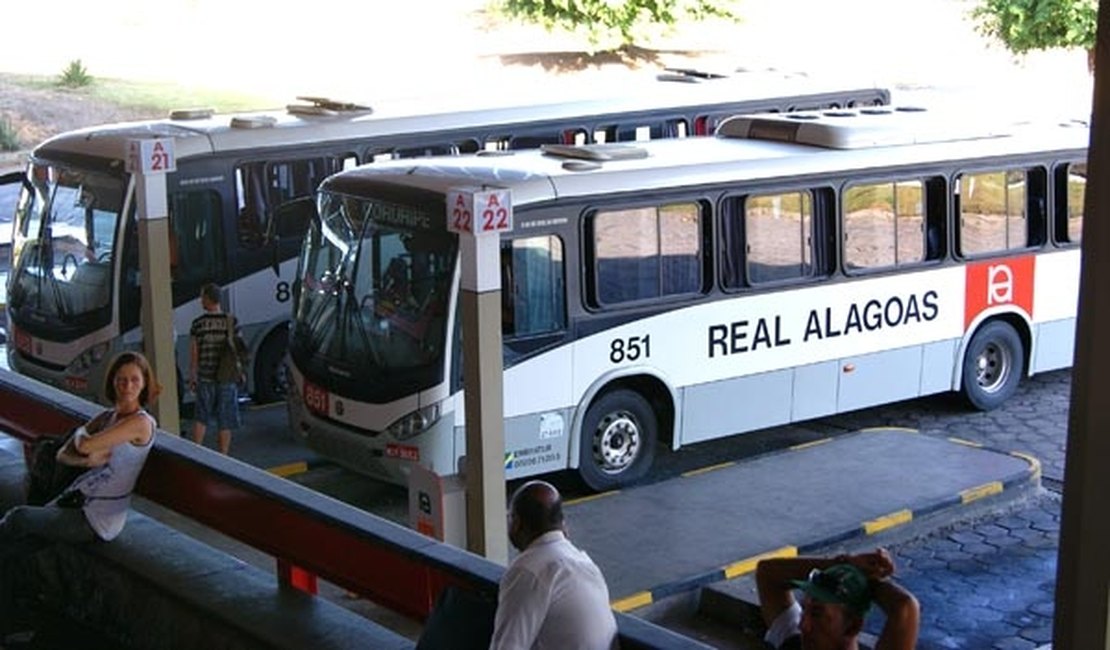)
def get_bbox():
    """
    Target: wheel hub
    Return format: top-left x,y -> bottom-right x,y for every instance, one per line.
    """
976,342 -> 1012,394
594,411 -> 640,474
